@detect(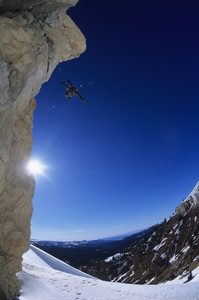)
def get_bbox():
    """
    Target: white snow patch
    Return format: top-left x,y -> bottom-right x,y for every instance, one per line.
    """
161,252 -> 167,260
105,255 -> 114,263
25,245 -> 93,278
193,255 -> 199,262
118,261 -> 128,275
151,252 -> 157,262
192,266 -> 199,282
142,271 -> 146,276
182,246 -> 190,253
173,224 -> 178,230
16,245 -> 199,300
146,277 -> 155,284
169,254 -> 176,264
175,220 -> 183,240
105,252 -> 123,263
153,238 -> 167,251
186,181 -> 199,201
116,272 -> 127,282
169,244 -> 178,264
